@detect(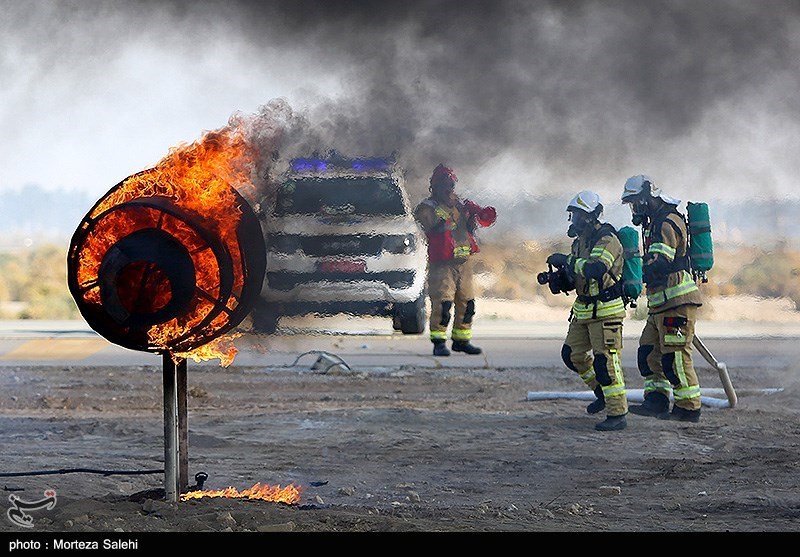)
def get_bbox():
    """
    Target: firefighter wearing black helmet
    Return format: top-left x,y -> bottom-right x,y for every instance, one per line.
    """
621,175 -> 704,423
546,191 -> 629,432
